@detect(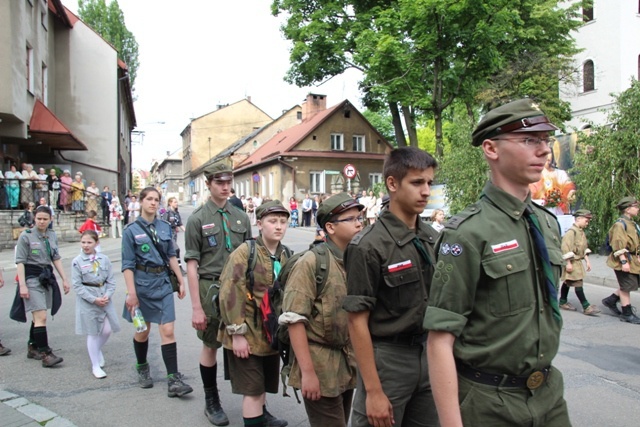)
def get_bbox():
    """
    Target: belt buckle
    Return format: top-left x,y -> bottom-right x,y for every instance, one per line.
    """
526,371 -> 545,390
